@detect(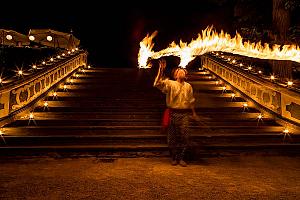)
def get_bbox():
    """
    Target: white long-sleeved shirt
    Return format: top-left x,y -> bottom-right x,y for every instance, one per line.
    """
154,78 -> 195,109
